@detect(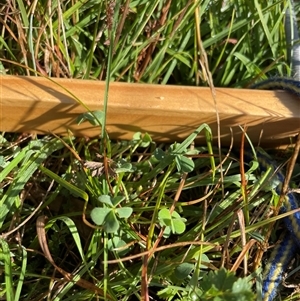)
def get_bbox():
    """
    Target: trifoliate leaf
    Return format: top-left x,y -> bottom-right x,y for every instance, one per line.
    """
162,226 -> 171,238
116,207 -> 133,218
172,218 -> 186,234
98,195 -> 113,206
104,210 -> 119,233
175,155 -> 194,173
154,148 -> 167,160
159,208 -> 171,220
90,207 -> 110,226
111,195 -> 125,206
140,133 -> 152,147
115,161 -> 134,173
